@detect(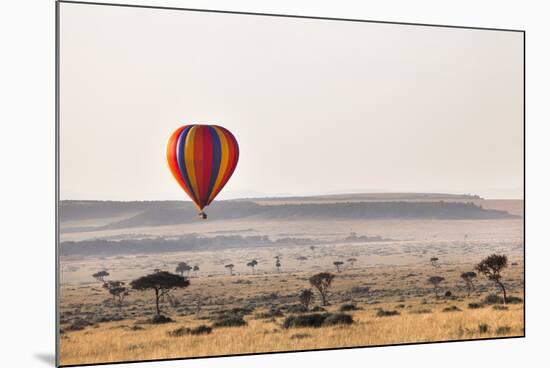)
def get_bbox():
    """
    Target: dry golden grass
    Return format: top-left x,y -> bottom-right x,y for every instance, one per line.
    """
60,300 -> 523,366
59,261 -> 524,366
